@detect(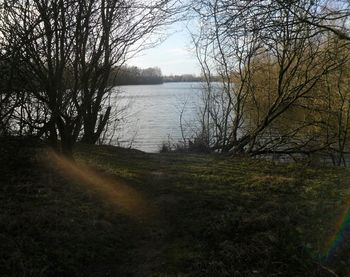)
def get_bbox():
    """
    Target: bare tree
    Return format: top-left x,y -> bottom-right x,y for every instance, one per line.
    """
278,0 -> 350,41
190,0 -> 345,158
0,0 -> 180,157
